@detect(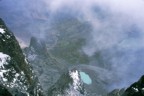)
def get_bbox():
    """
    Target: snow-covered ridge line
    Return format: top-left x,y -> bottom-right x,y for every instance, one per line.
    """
0,28 -> 5,34
69,69 -> 81,90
